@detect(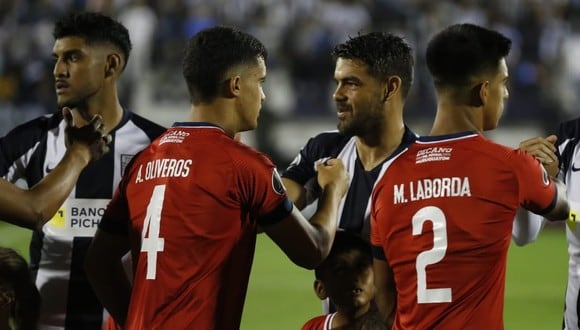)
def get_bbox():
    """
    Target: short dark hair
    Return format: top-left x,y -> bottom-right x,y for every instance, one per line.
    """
426,23 -> 511,88
331,32 -> 414,98
315,231 -> 372,280
182,26 -> 268,105
53,12 -> 132,69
